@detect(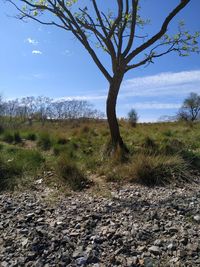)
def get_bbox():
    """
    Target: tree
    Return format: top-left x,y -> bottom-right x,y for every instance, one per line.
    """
177,92 -> 200,122
8,0 -> 199,152
128,108 -> 138,127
